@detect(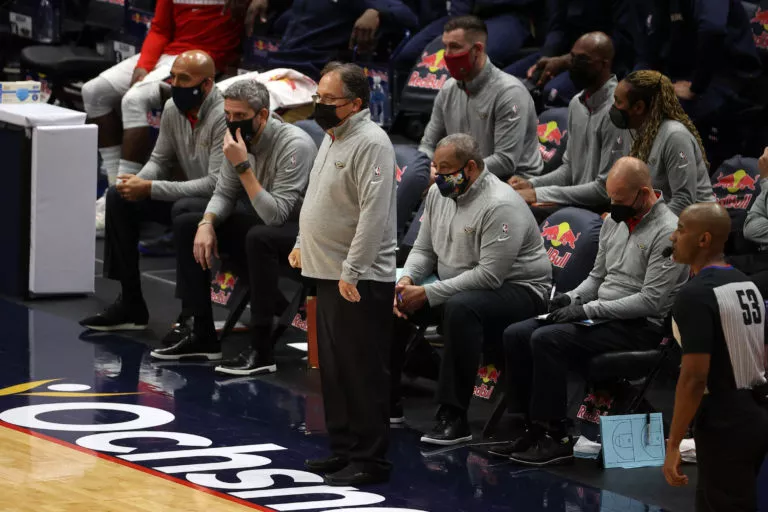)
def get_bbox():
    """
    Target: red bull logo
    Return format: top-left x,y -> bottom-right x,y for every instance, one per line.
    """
473,364 -> 500,400
541,221 -> 581,268
712,169 -> 757,193
537,121 -> 564,146
211,271 -> 238,305
717,194 -> 753,210
752,9 -> 768,49
416,49 -> 447,73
